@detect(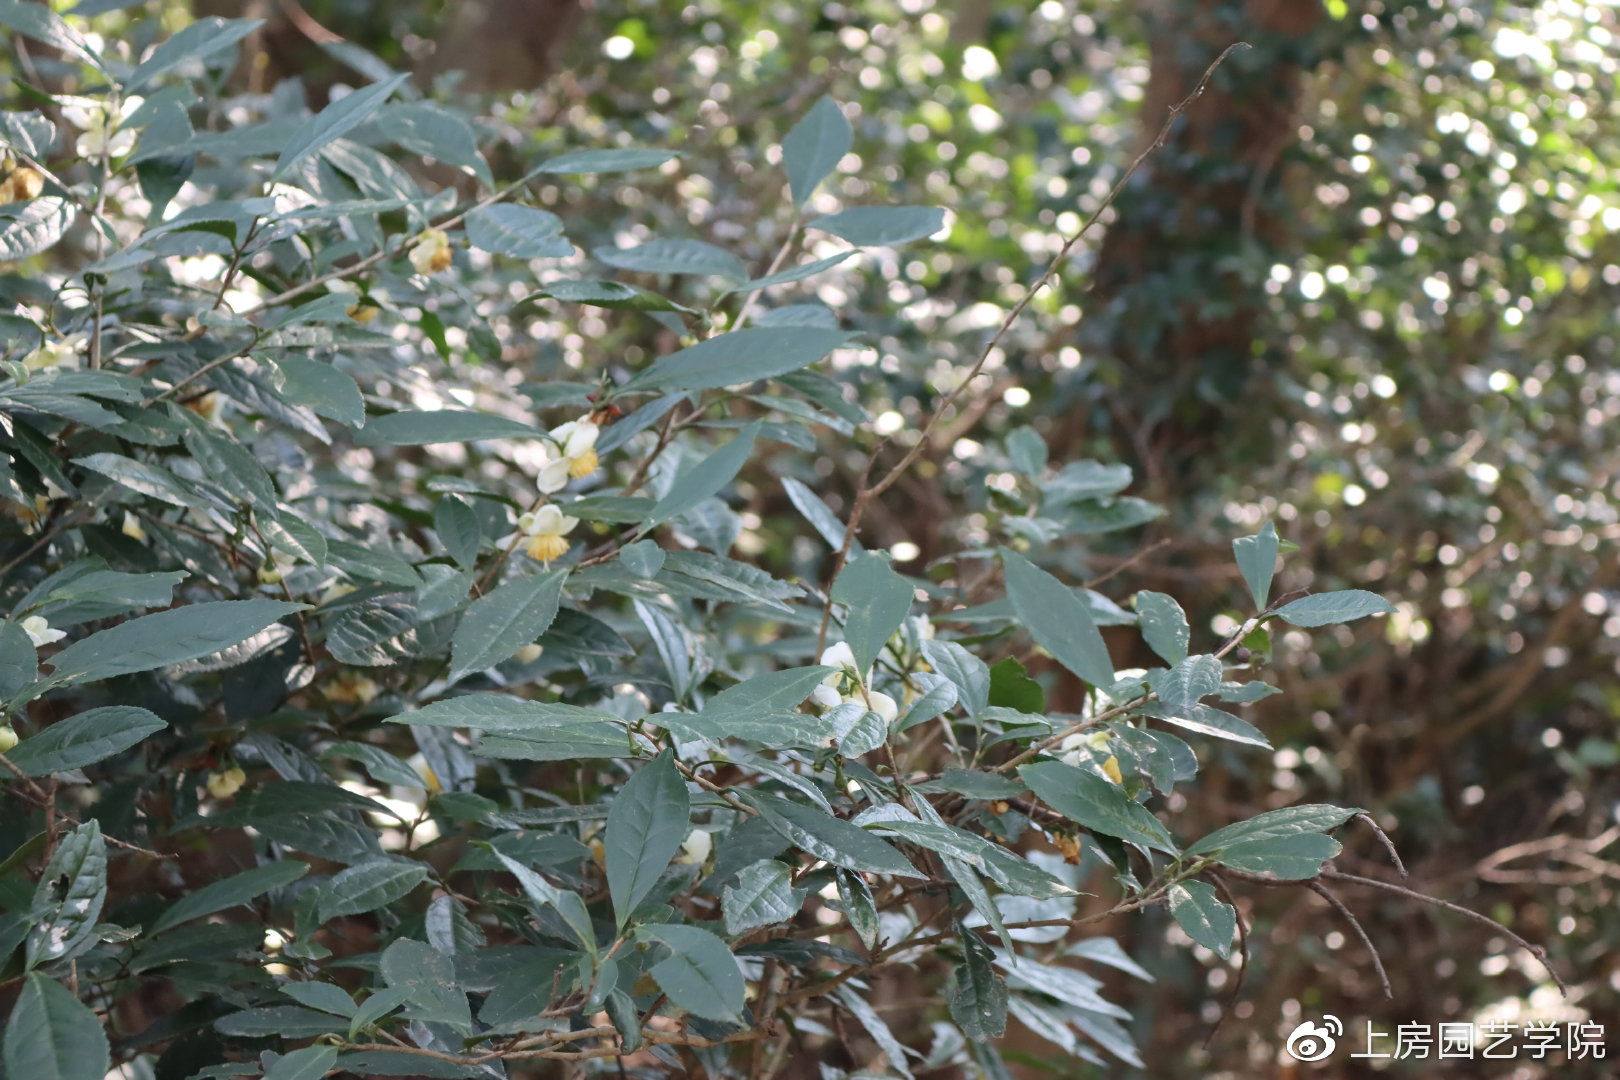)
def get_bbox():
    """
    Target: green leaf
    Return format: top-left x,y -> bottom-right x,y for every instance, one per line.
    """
3,973 -> 109,1080
722,861 -> 798,935
7,706 -> 165,777
987,657 -> 1043,713
1232,522 -> 1279,610
128,17 -> 262,89
434,495 -> 482,570
214,1006 -> 346,1038
834,983 -> 916,1079
490,848 -> 596,954
721,251 -> 856,295
380,938 -> 470,1031
644,420 -> 761,528
949,927 -> 1008,1040
808,206 -> 946,246
354,409 -> 537,446
920,639 -> 989,717
378,102 -> 491,184
700,665 -> 836,722
619,539 -> 665,577
751,795 -> 923,878
1168,880 -> 1236,957
385,694 -> 623,733
42,600 -> 306,685
1018,761 -> 1176,854
0,197 -> 74,260
1155,654 -> 1221,707
594,238 -> 744,280
465,204 -> 572,259
0,1 -> 107,74
273,358 -> 365,428
605,751 -> 690,928
781,96 -> 851,207
0,619 -> 37,699
26,821 -> 107,969
1133,591 -> 1189,665
274,73 -> 408,178
183,427 -> 278,509
1216,833 -> 1342,879
316,860 -> 428,921
636,924 -> 744,1022
1187,804 -> 1360,856
0,110 -> 56,159
151,860 -> 309,934
831,553 -> 912,677
536,148 -> 676,174
782,476 -> 862,556
448,568 -> 565,682
1001,548 -> 1114,690
262,1045 -> 338,1080
1140,701 -> 1270,748
72,451 -> 199,508
41,569 -> 186,623
626,328 -> 856,393
526,279 -> 695,314
1273,590 -> 1395,626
